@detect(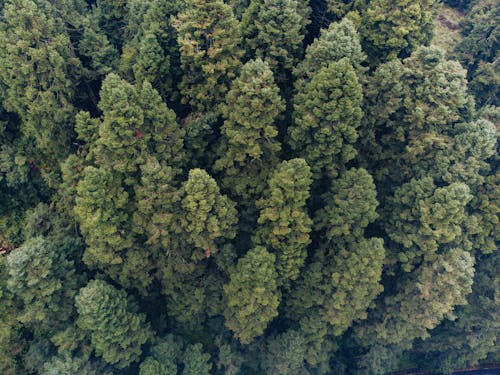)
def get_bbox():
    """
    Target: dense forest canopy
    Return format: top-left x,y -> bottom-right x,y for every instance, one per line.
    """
0,0 -> 498,374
